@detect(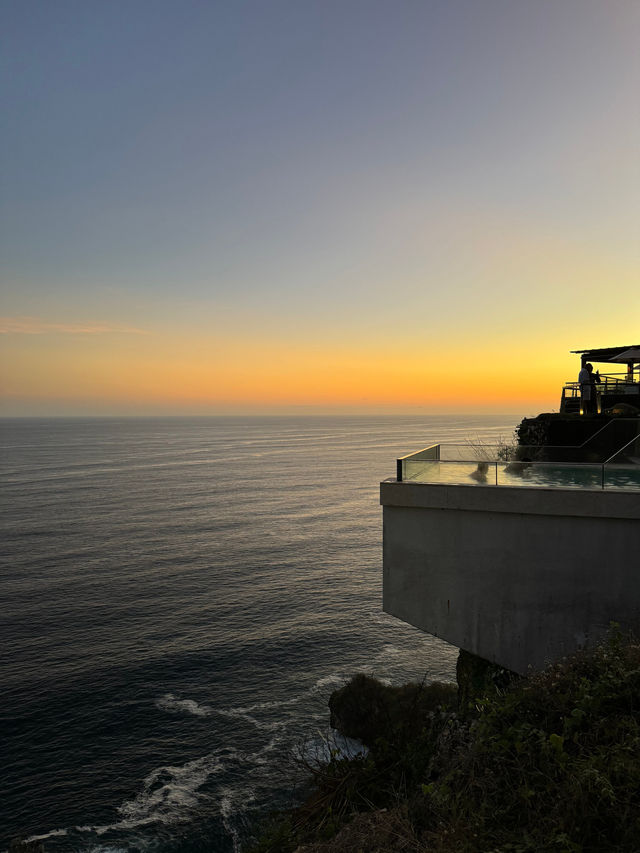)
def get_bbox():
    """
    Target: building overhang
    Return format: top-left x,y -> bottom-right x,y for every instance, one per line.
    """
381,480 -> 640,674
